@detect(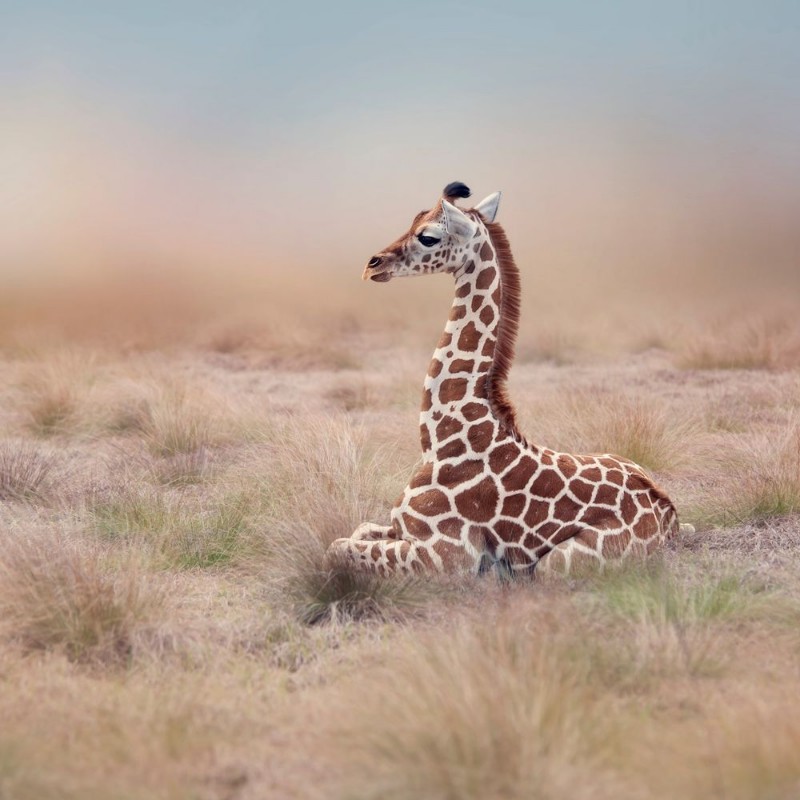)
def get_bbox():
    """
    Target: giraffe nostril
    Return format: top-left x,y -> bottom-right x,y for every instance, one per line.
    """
368,256 -> 383,268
